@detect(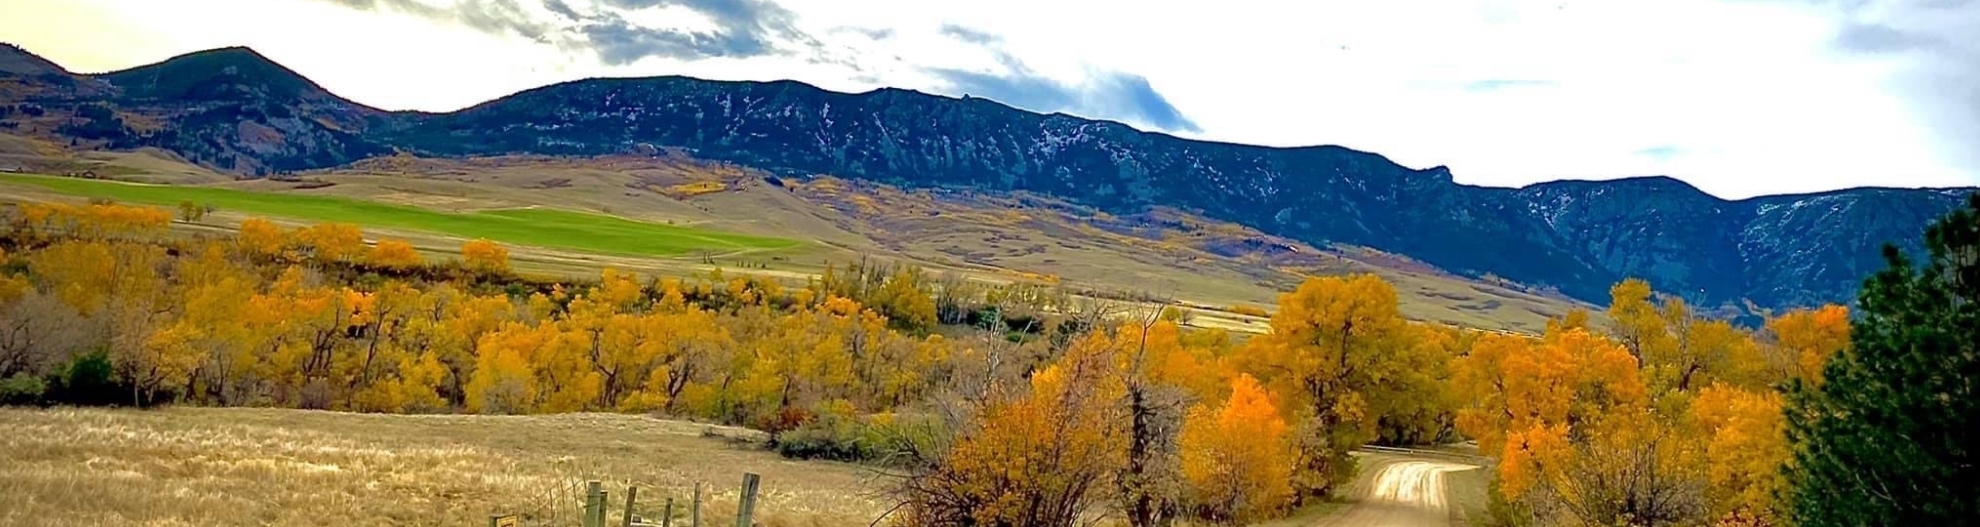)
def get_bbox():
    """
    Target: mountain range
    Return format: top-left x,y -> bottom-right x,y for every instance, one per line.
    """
2,43 -> 1972,312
